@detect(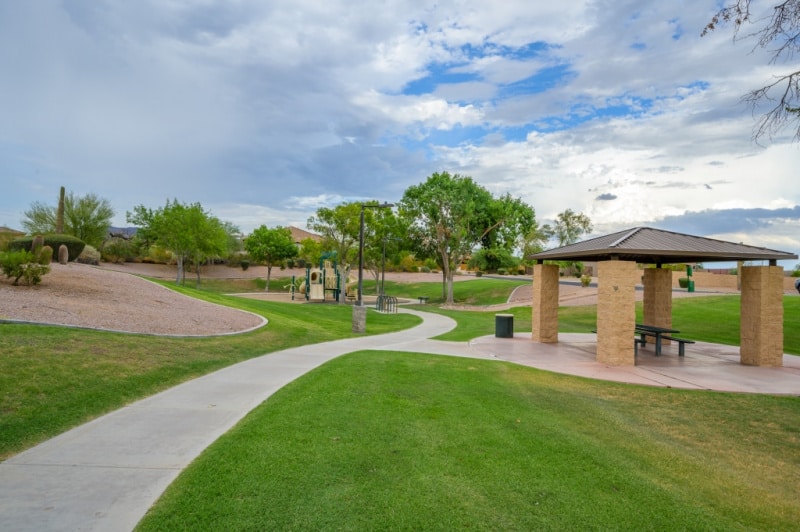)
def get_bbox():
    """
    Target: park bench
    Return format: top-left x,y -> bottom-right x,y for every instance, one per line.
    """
418,296 -> 429,304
